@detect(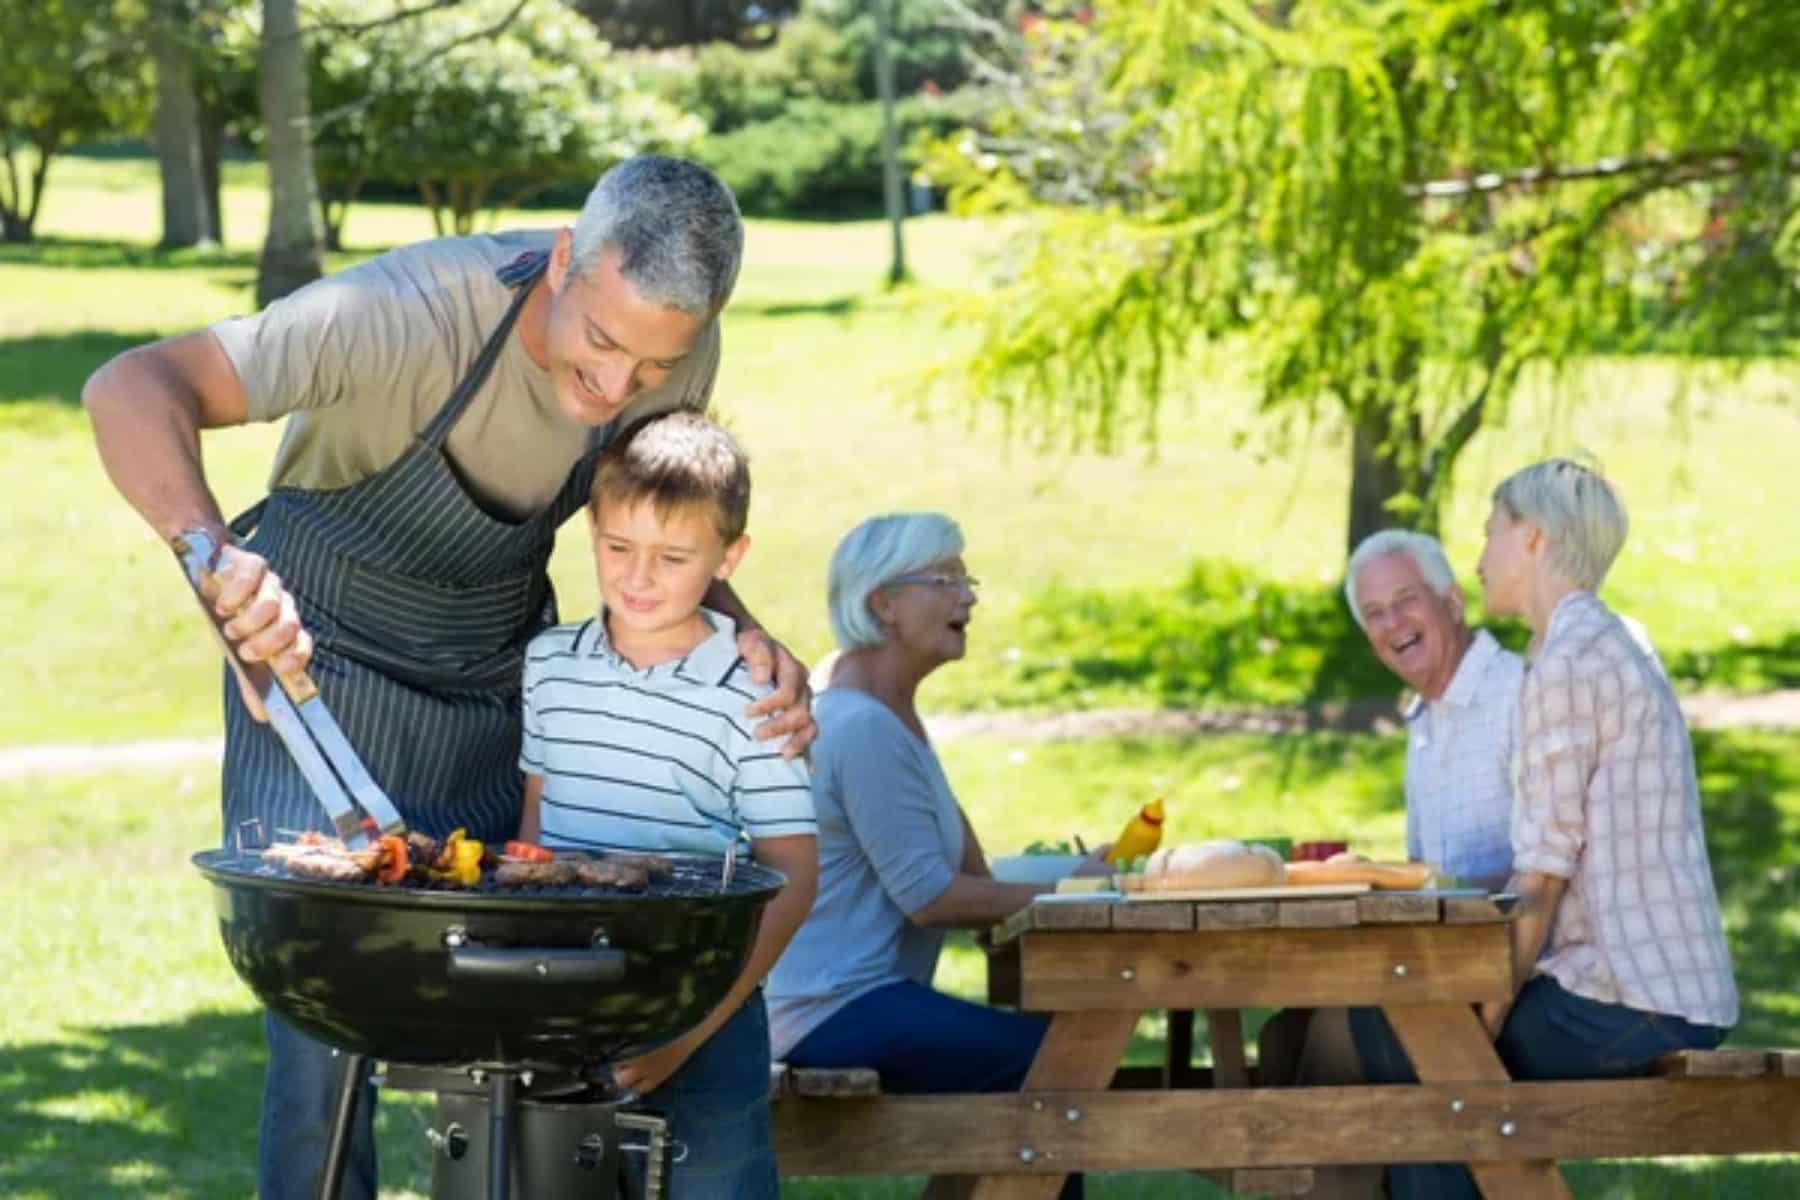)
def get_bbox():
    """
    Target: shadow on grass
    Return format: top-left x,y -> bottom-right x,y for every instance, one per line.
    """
0,1009 -> 437,1199
1692,730 -> 1800,1048
731,294 -> 864,320
0,1009 -> 264,1197
0,236 -> 258,272
0,330 -> 149,407
1670,631 -> 1800,694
